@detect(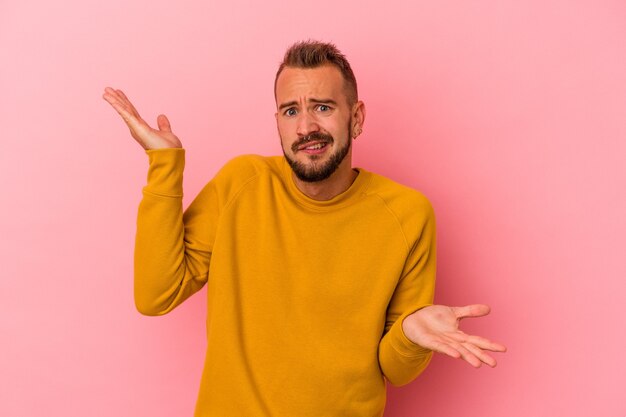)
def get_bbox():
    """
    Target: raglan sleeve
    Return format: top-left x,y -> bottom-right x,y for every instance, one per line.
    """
378,197 -> 437,386
134,148 -> 220,316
